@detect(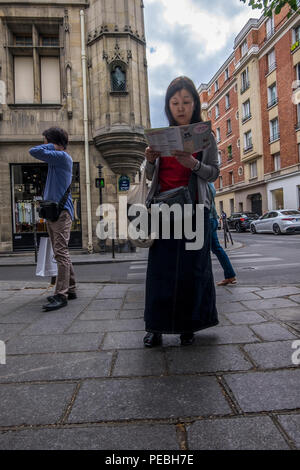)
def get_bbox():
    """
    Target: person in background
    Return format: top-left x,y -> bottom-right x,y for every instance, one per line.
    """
208,182 -> 237,286
29,127 -> 76,311
143,76 -> 220,347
